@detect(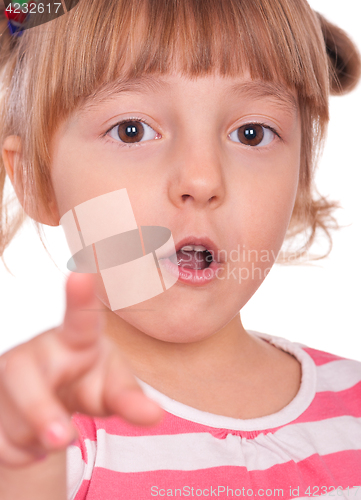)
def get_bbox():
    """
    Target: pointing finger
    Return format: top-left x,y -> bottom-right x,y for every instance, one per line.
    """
59,273 -> 104,350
